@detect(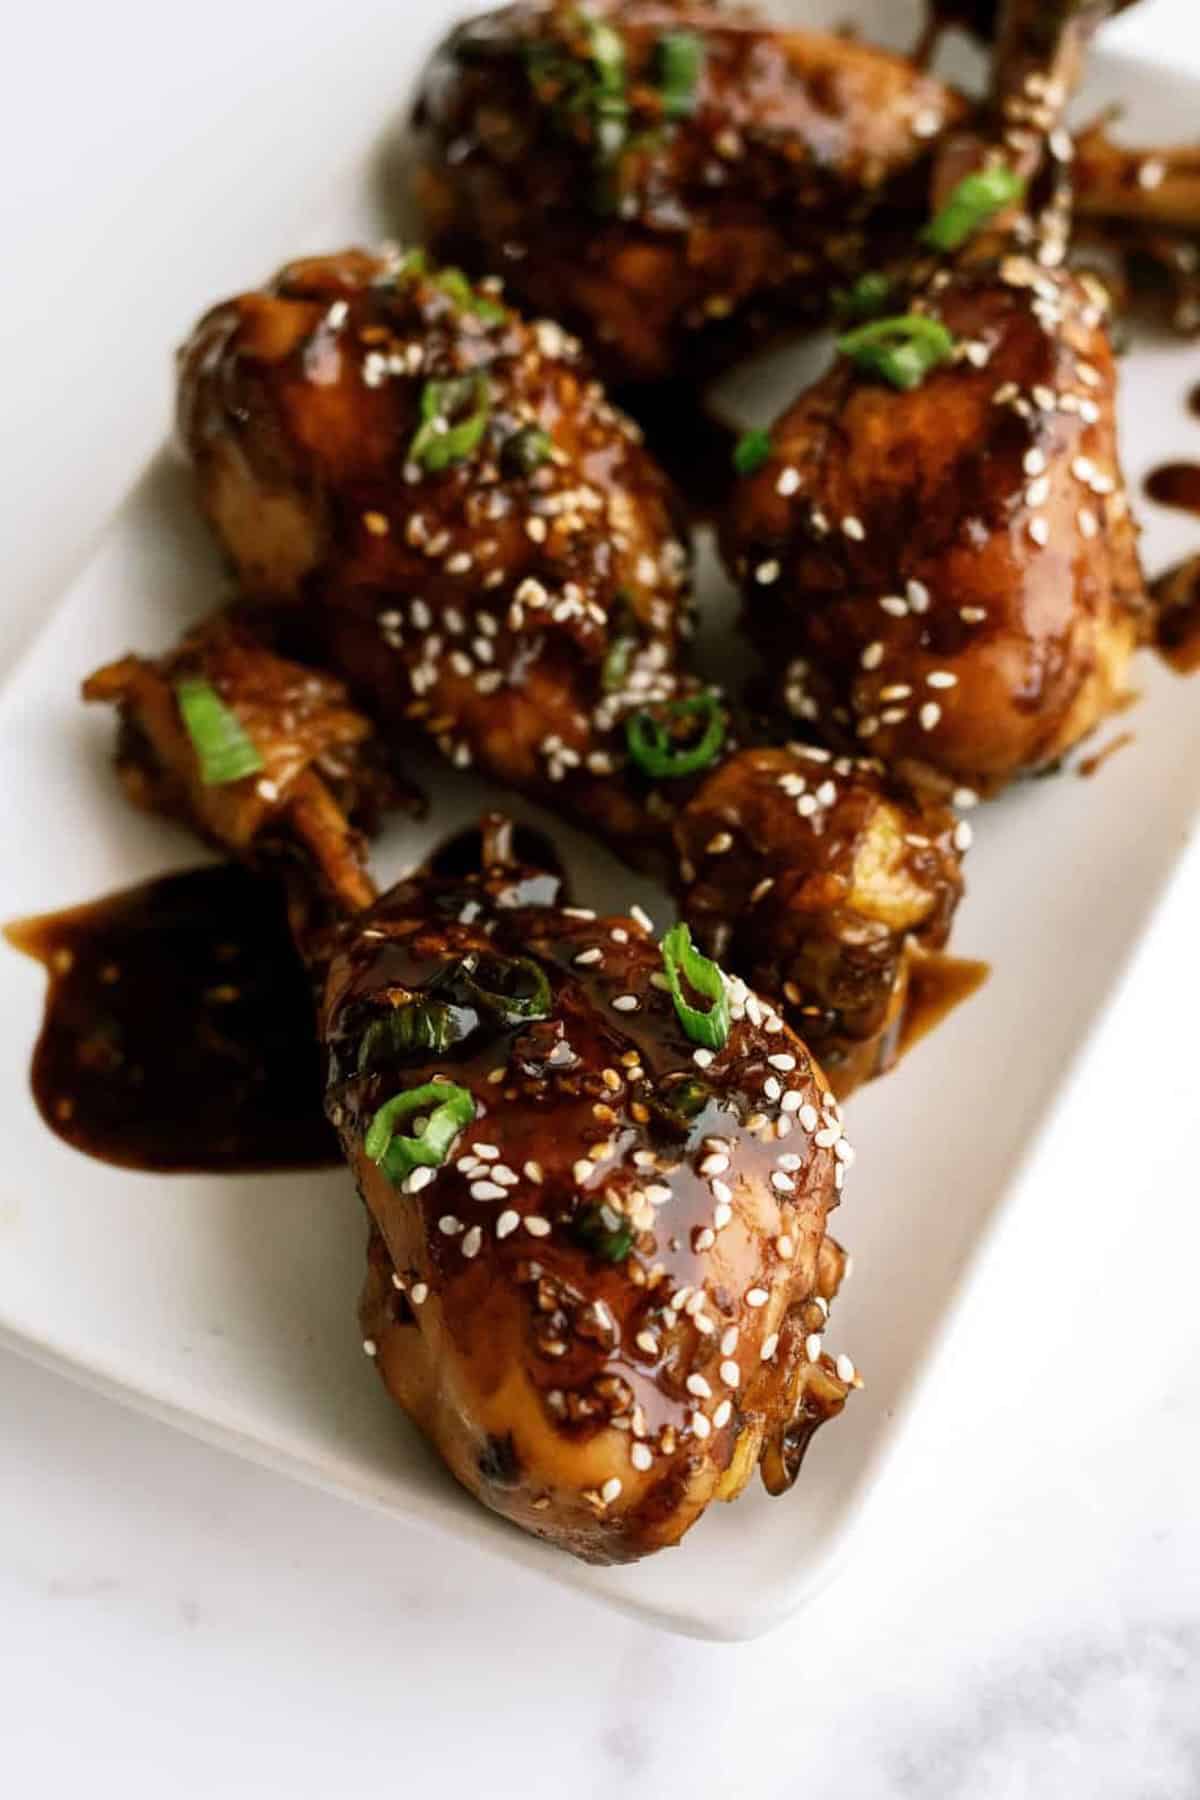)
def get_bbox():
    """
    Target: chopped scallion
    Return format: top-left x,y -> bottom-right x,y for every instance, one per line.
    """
174,678 -> 264,787
733,429 -> 772,477
656,29 -> 705,120
836,314 -> 955,391
833,271 -> 892,324
408,374 -> 491,472
660,922 -> 730,1052
626,693 -> 726,779
572,1200 -> 635,1263
923,165 -> 1026,252
364,1082 -> 475,1187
